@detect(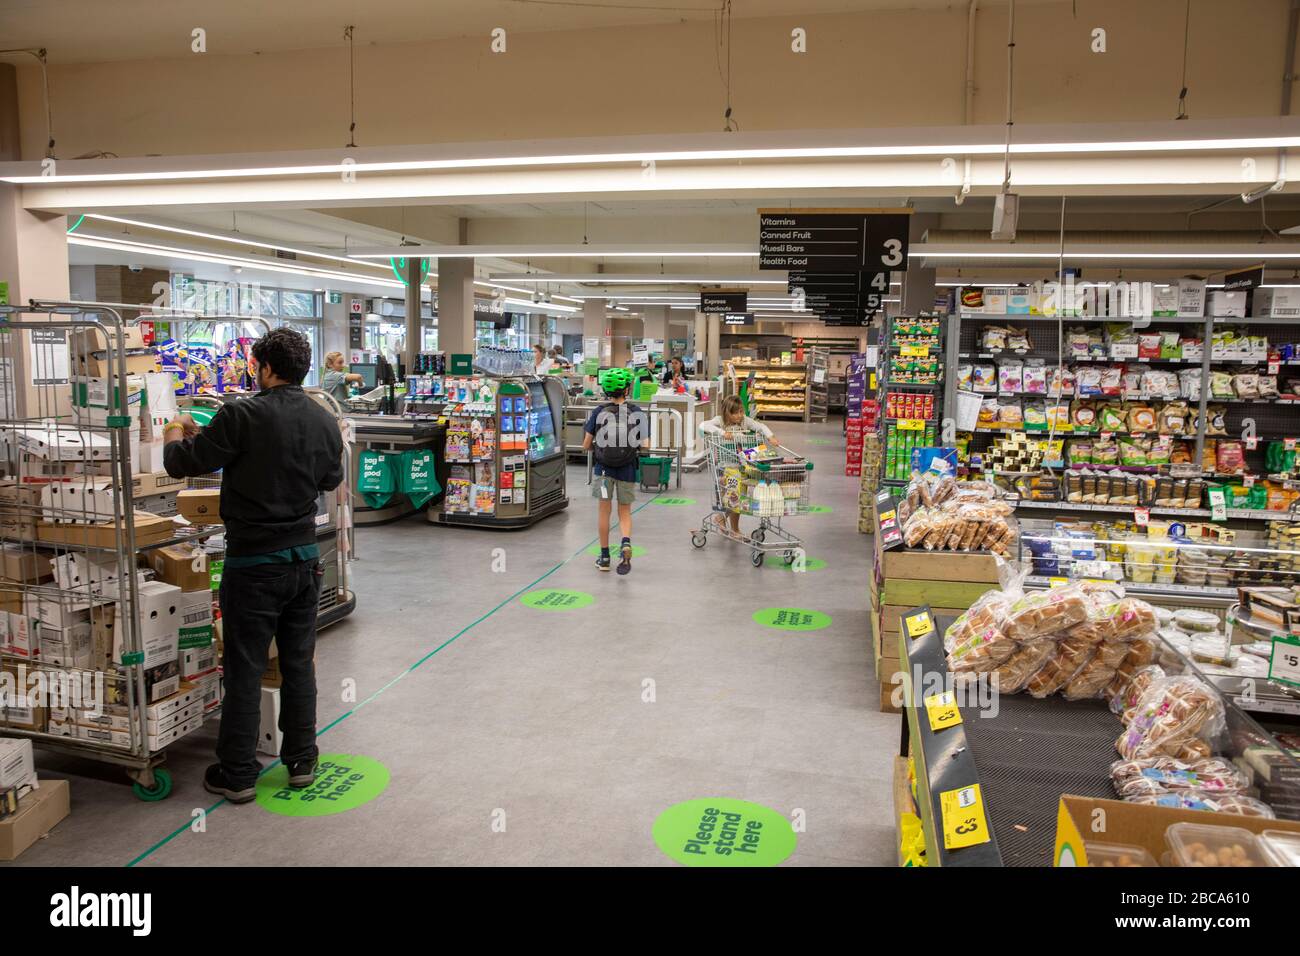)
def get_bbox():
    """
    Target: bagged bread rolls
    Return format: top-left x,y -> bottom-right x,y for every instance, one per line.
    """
1061,638 -> 1132,700
1115,675 -> 1225,761
1026,635 -> 1098,698
1002,585 -> 1090,643
991,637 -> 1057,694
1111,598 -> 1159,642
944,591 -> 1017,673
1110,756 -> 1249,798
1108,662 -> 1165,715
